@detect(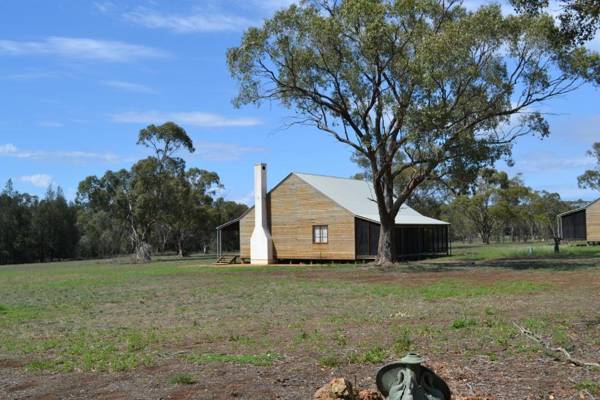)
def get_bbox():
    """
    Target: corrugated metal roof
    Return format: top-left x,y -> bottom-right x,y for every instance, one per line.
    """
557,197 -> 600,217
294,173 -> 449,225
